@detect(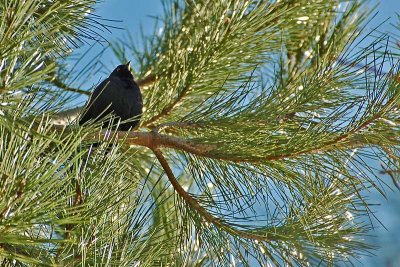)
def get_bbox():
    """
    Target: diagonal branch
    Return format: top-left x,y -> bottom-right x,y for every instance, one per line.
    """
152,148 -> 215,222
151,148 -> 274,241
